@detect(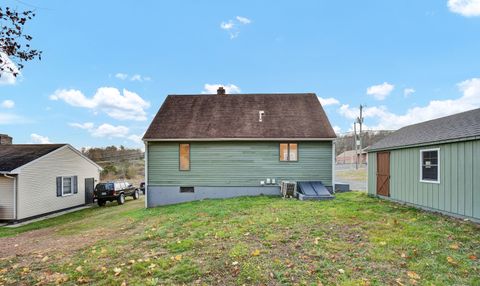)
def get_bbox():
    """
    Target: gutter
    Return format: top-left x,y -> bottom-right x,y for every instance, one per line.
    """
2,174 -> 17,220
368,135 -> 480,152
143,138 -> 336,142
